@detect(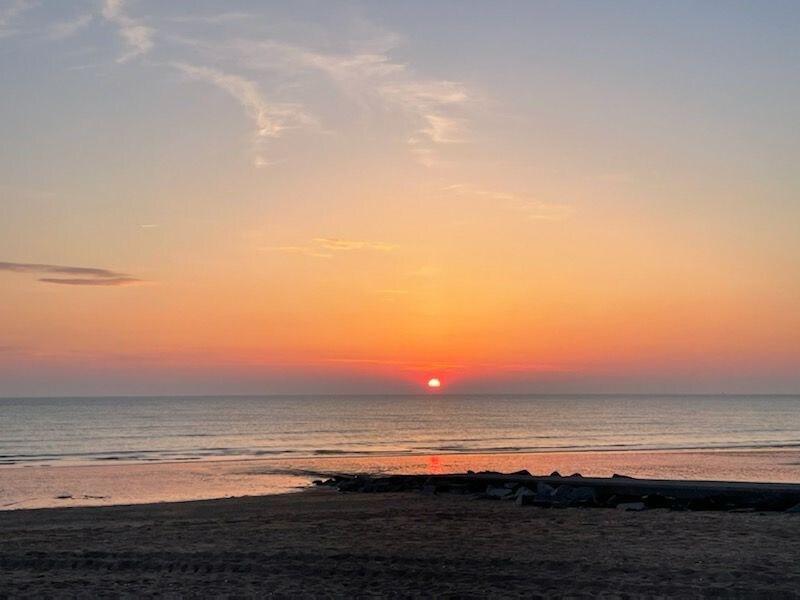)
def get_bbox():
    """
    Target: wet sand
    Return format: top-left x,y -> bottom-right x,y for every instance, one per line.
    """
5,447 -> 800,510
2,488 -> 800,597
